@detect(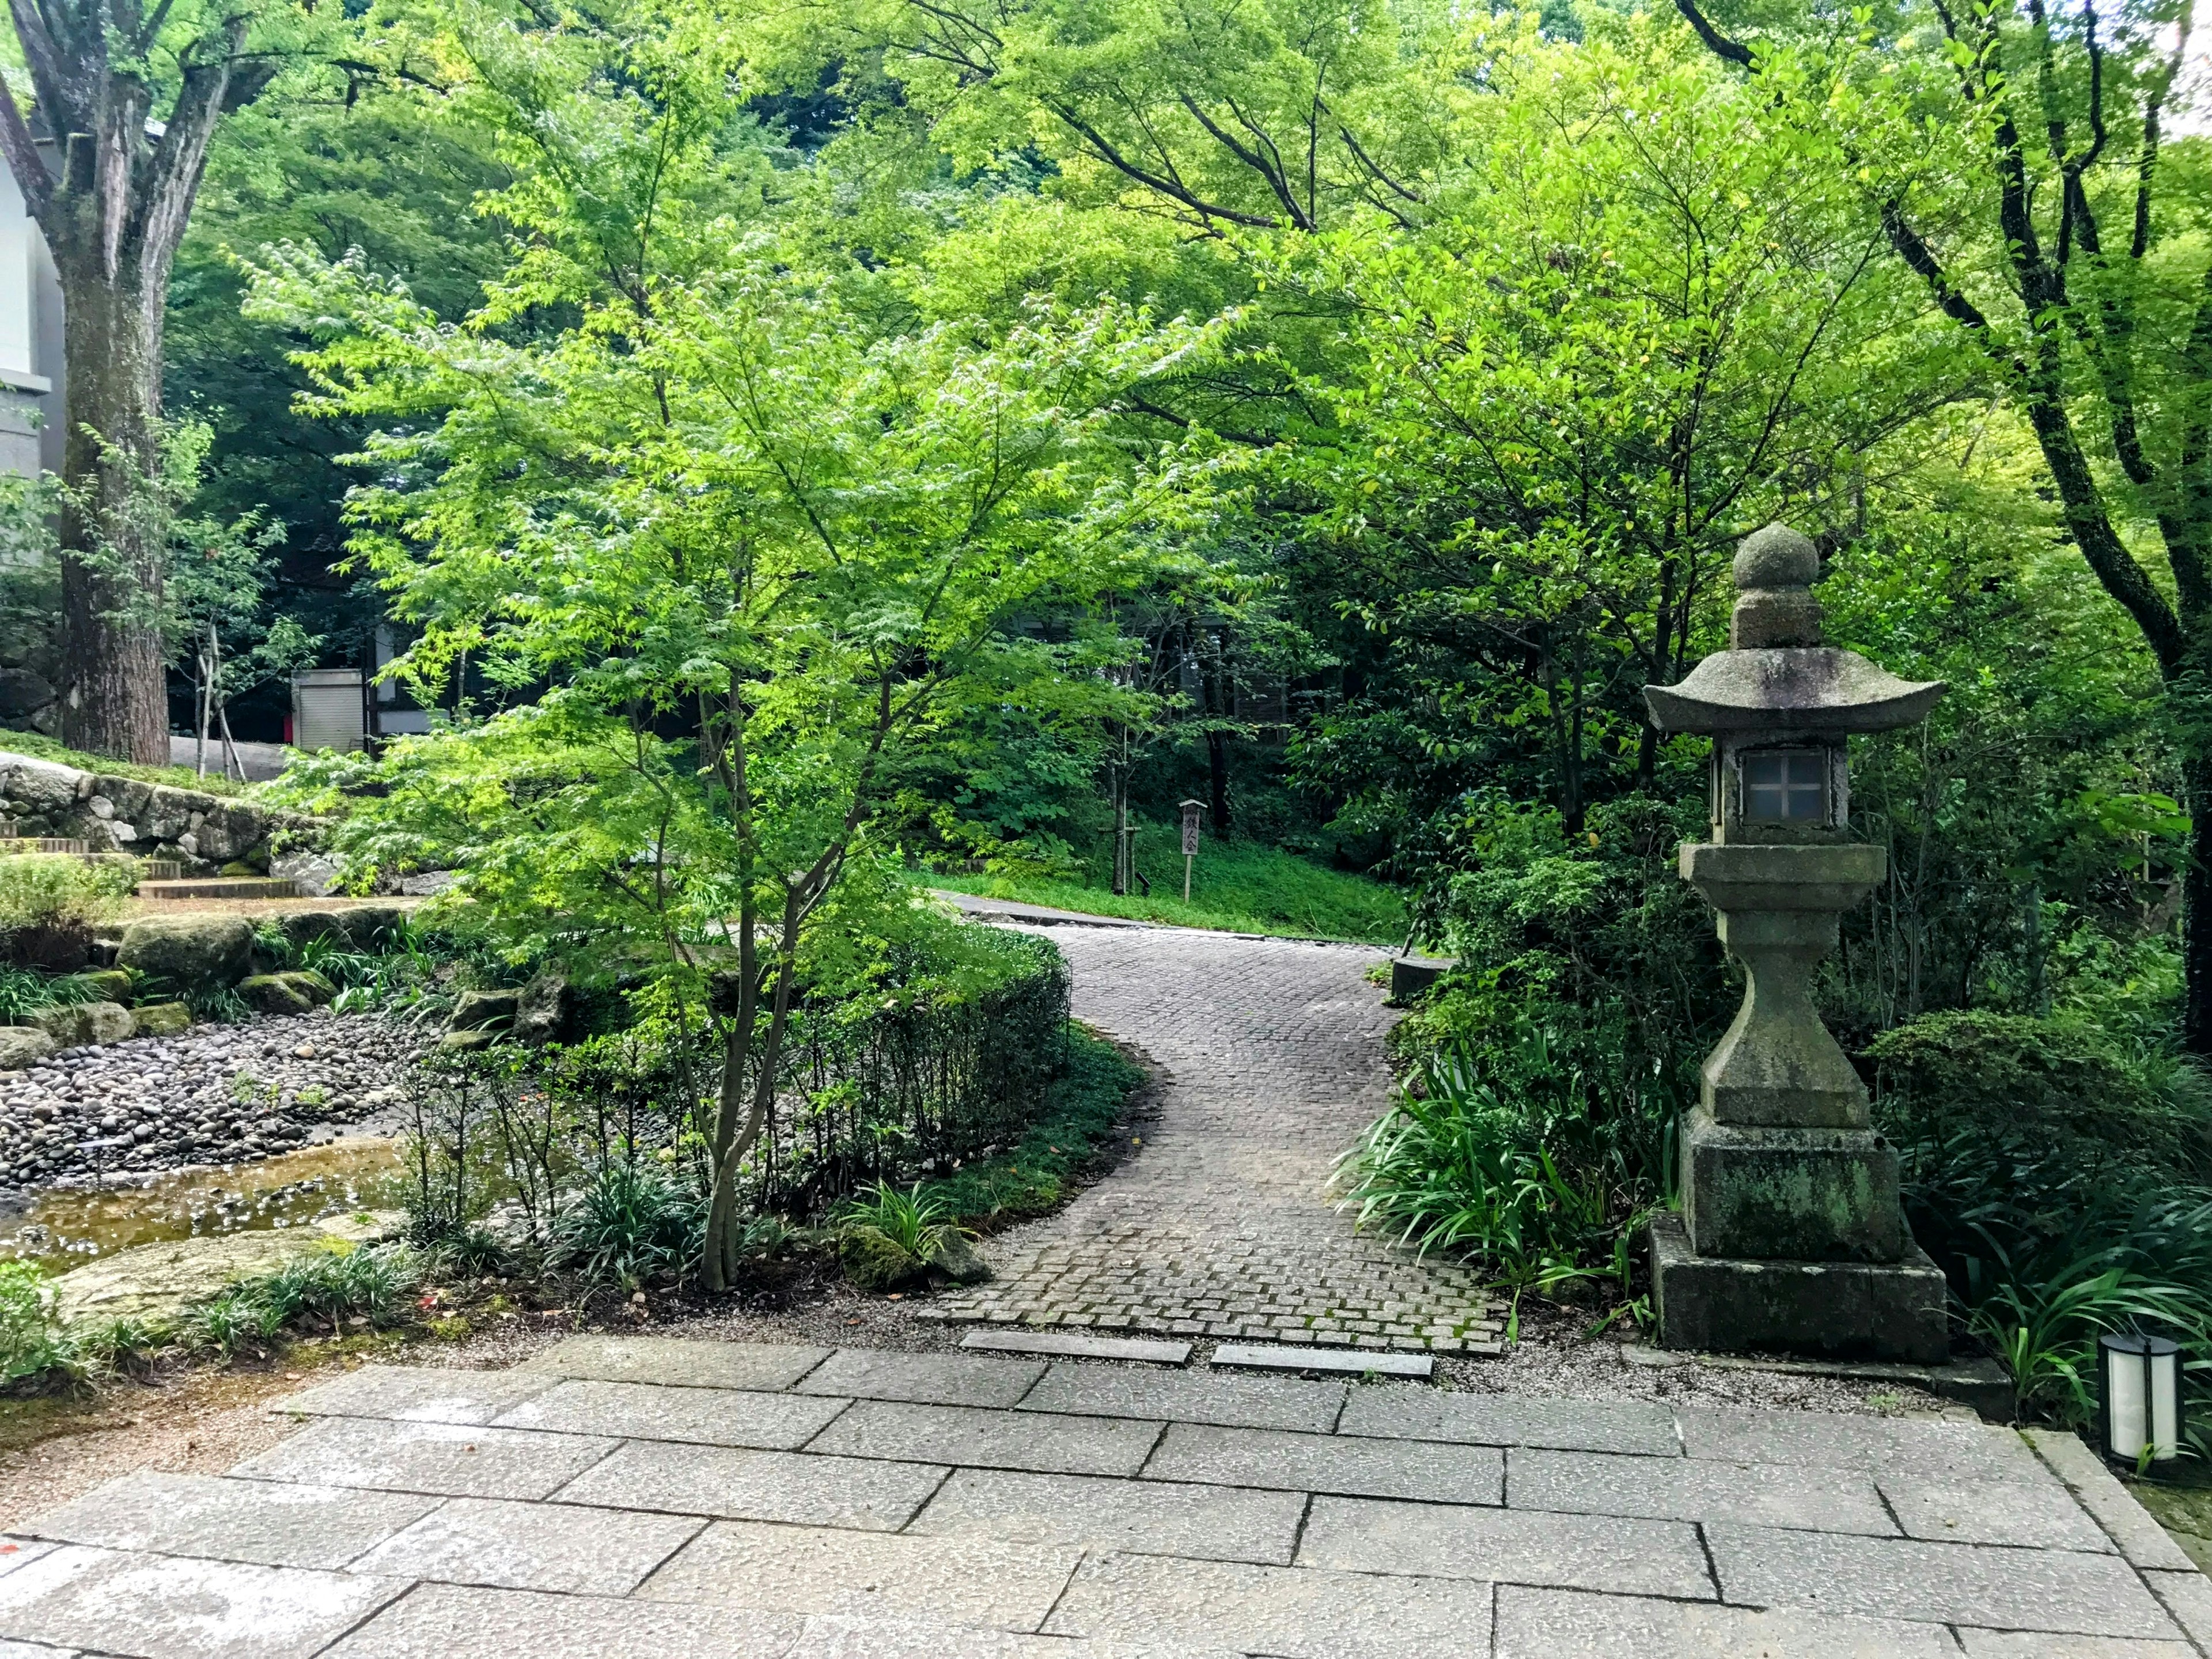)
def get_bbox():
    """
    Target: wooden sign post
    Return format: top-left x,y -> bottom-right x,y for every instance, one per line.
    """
1179,798 -> 1205,902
